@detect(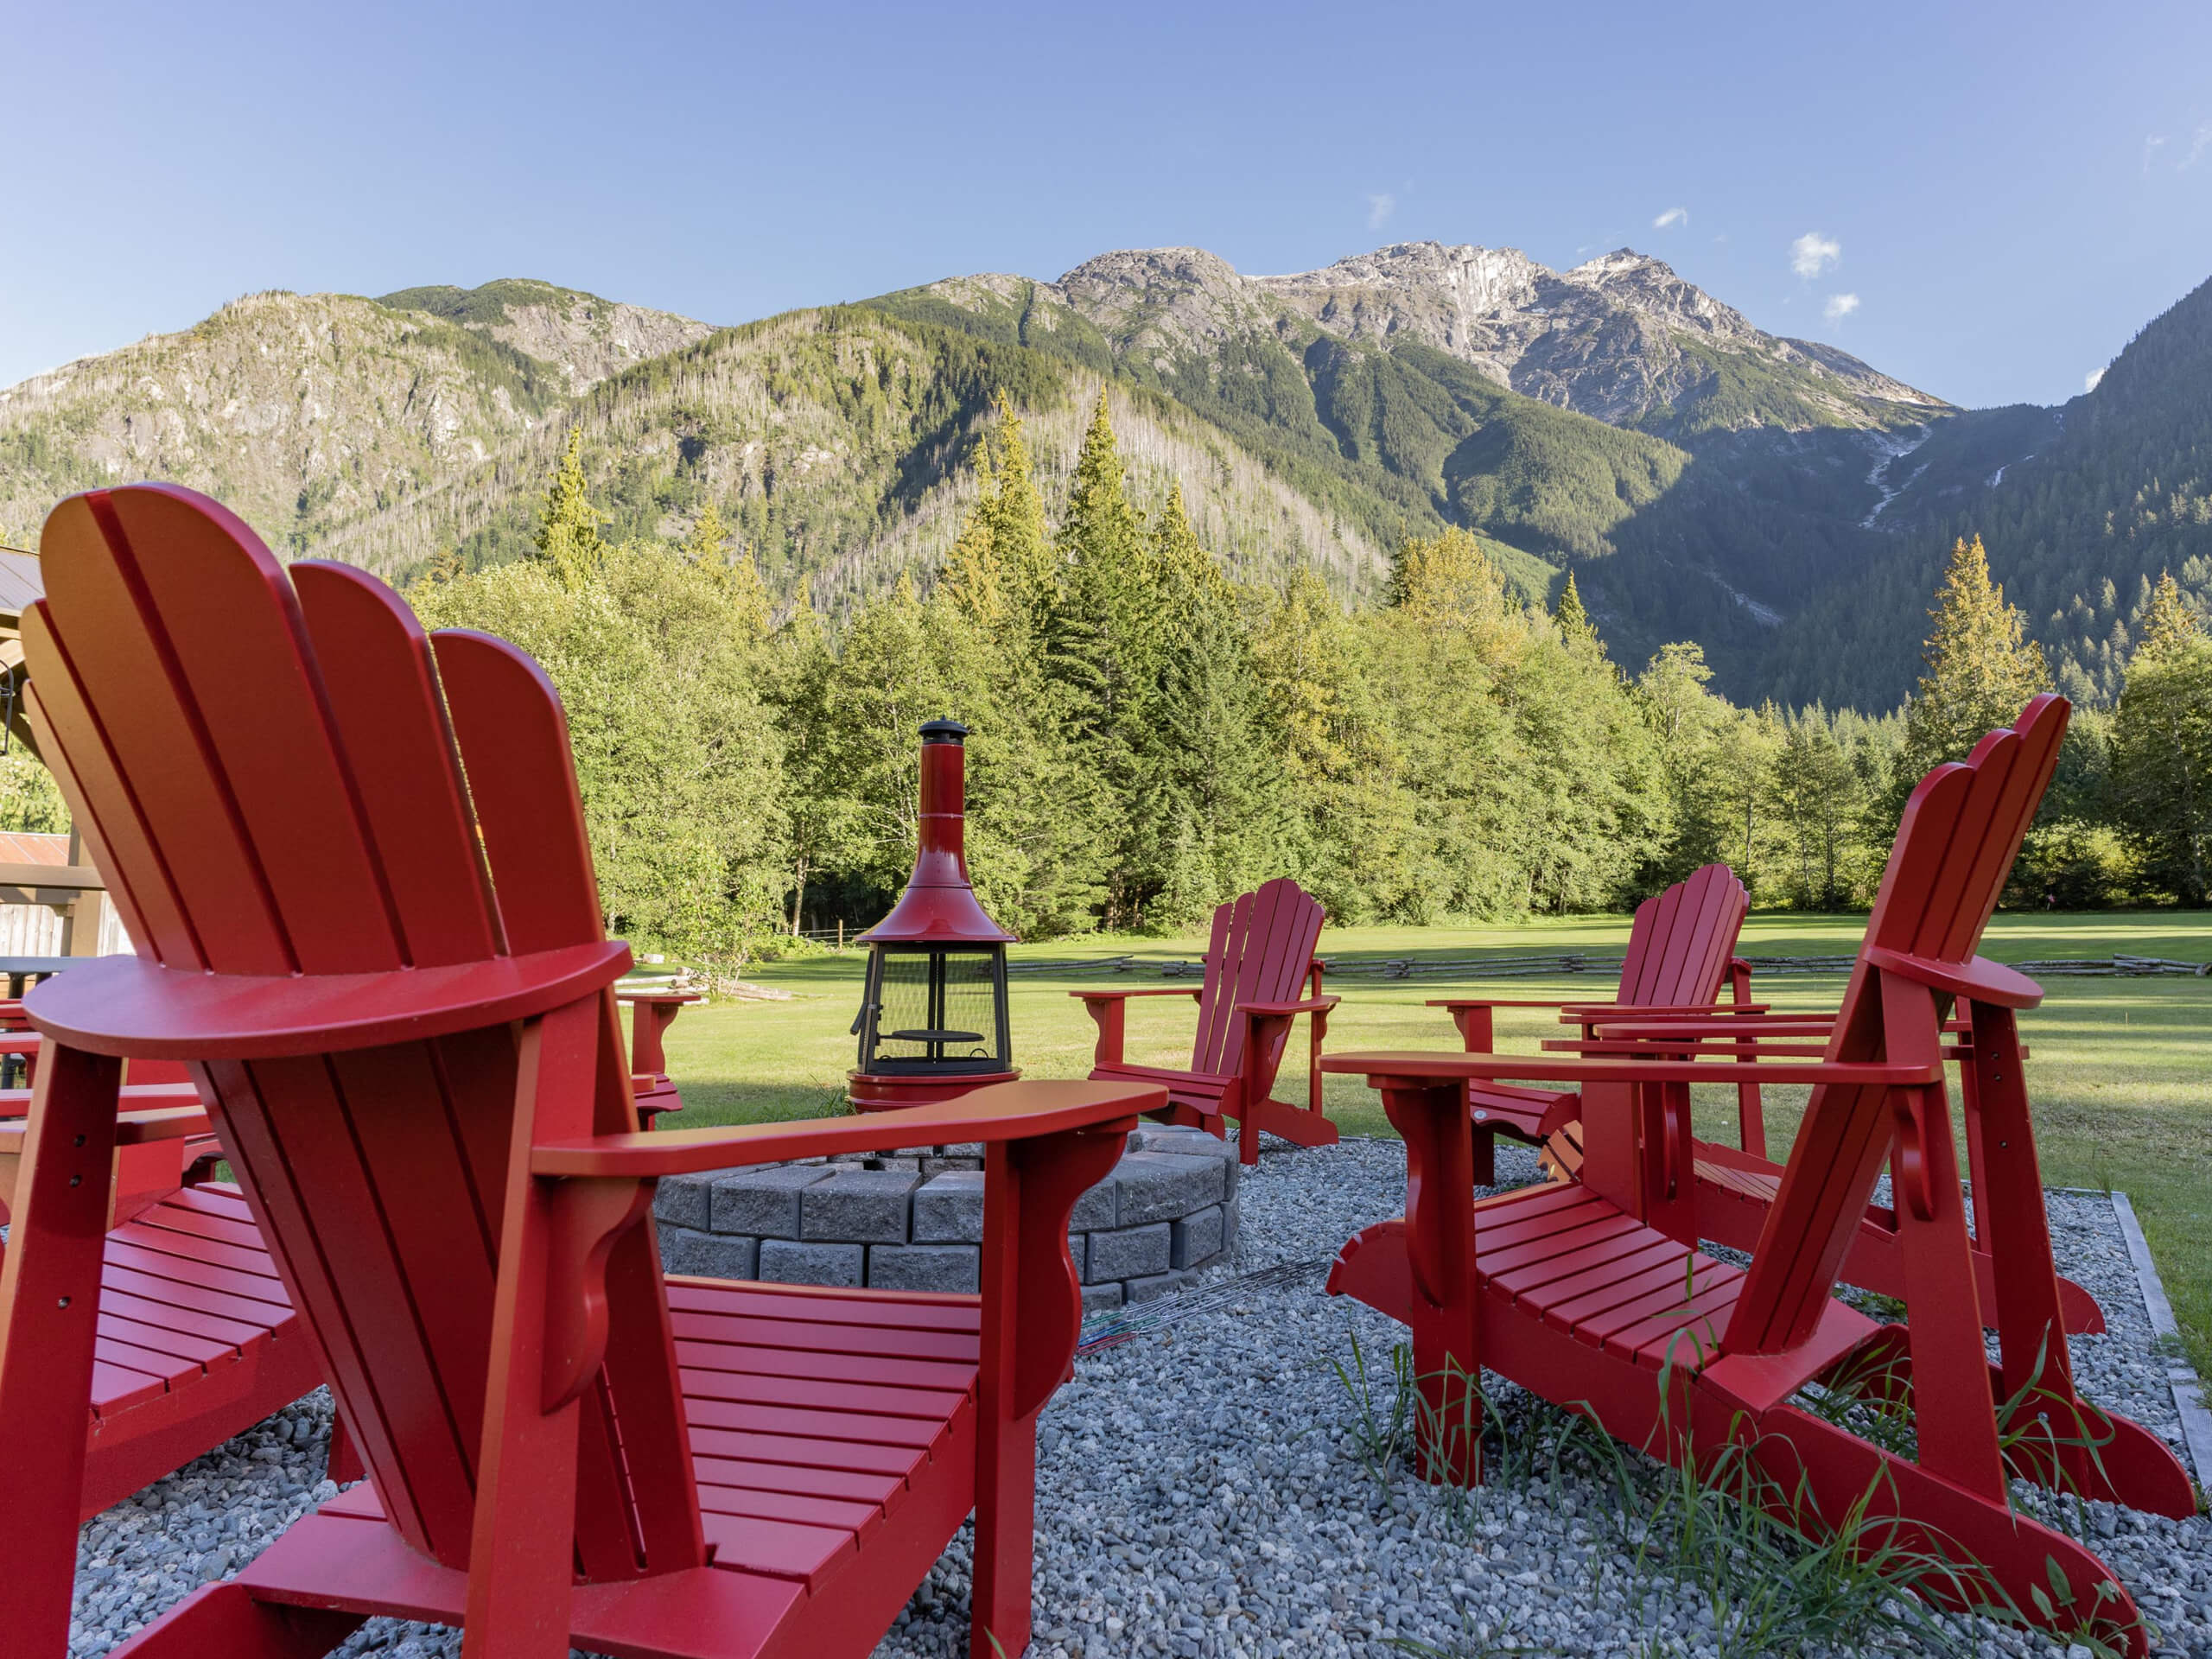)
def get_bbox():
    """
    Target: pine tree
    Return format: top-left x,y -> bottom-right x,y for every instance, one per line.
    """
2139,570 -> 2203,657
1898,535 -> 2050,785
682,501 -> 731,565
939,431 -> 1003,626
534,429 -> 607,588
1554,571 -> 1597,645
2112,577 -> 2212,903
987,392 -> 1052,633
1047,394 -> 1154,801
